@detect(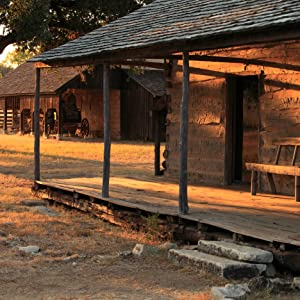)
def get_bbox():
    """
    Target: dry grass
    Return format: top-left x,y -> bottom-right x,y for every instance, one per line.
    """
0,135 -> 158,181
0,134 -> 217,300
